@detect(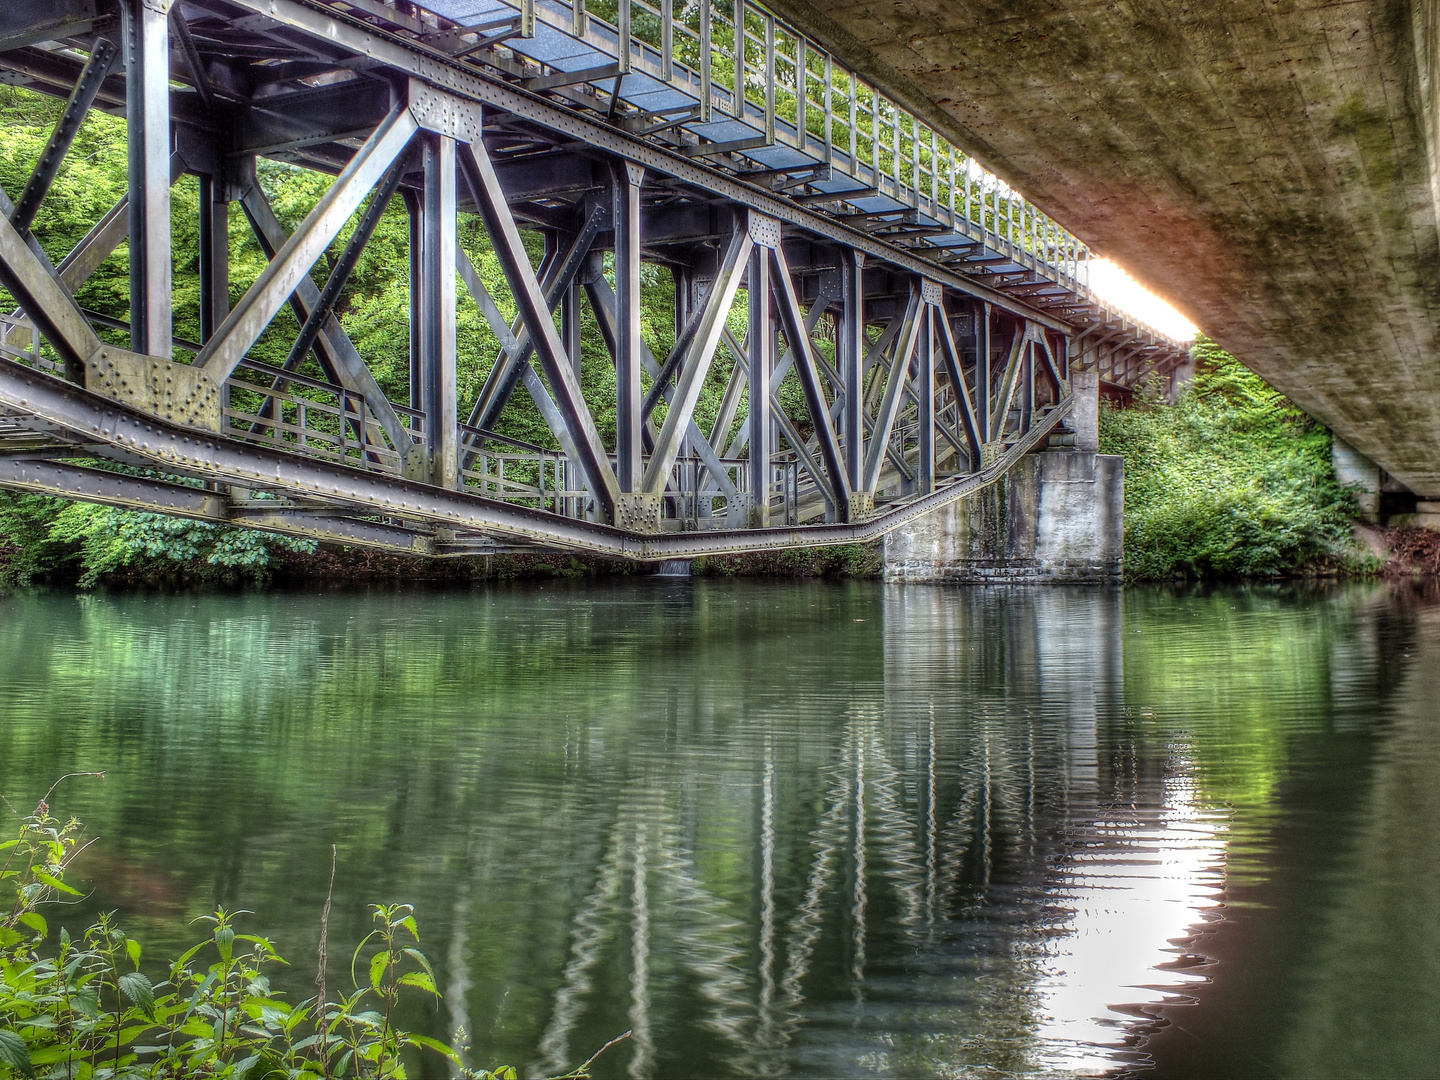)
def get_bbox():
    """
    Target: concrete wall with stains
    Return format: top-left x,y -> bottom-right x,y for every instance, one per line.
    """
883,451 -> 1124,583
